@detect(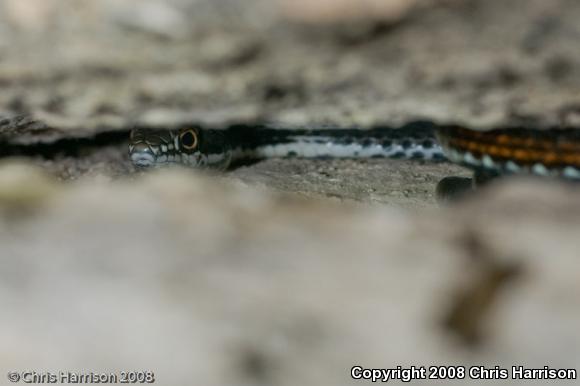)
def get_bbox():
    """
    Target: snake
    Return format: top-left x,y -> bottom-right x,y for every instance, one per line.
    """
129,123 -> 580,181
